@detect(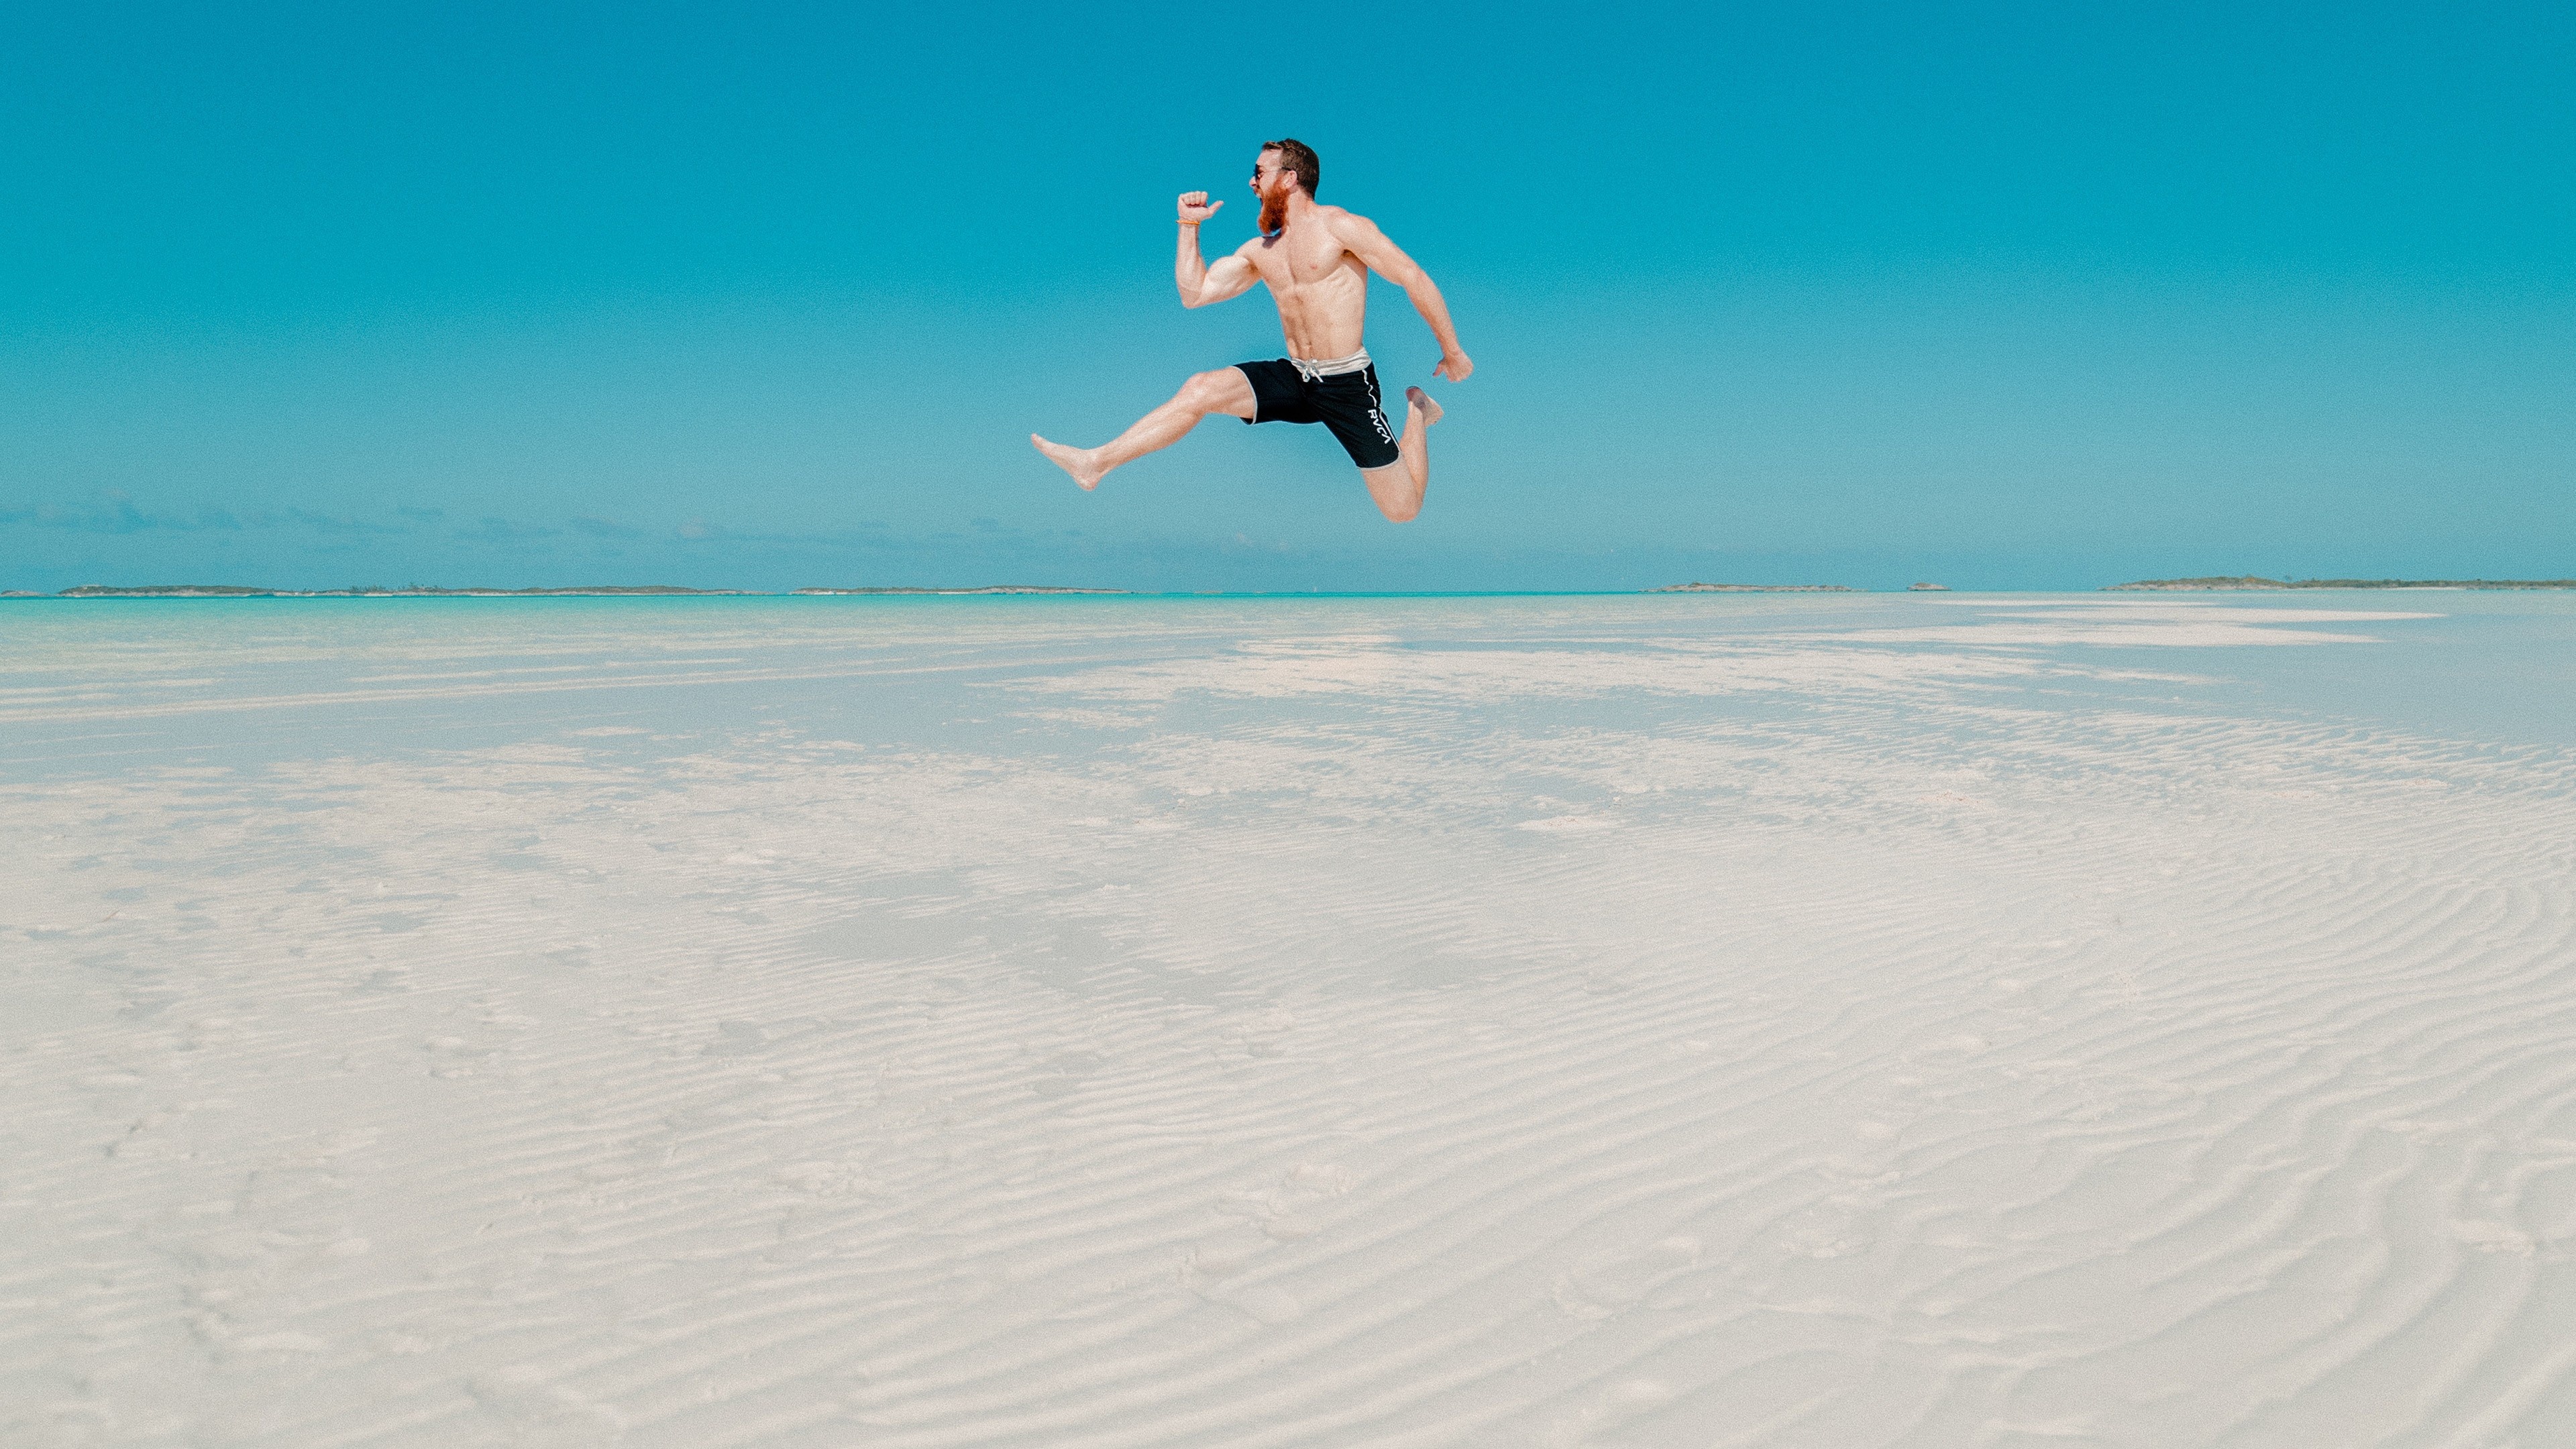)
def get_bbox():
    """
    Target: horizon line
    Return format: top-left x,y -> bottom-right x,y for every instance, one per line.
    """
11,578 -> 2576,602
